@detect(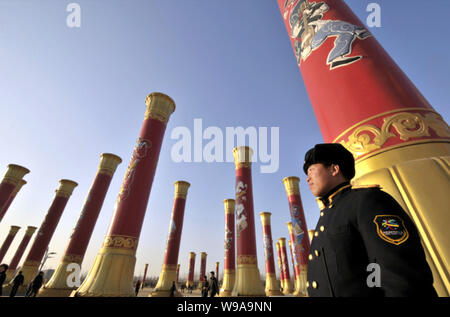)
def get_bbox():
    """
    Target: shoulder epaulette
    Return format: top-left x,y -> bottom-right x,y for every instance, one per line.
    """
351,184 -> 381,190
